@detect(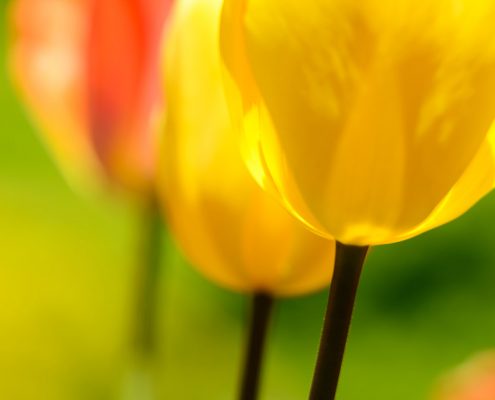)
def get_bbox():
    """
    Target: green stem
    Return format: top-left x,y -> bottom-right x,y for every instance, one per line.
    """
309,242 -> 369,400
133,194 -> 164,357
239,293 -> 274,400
